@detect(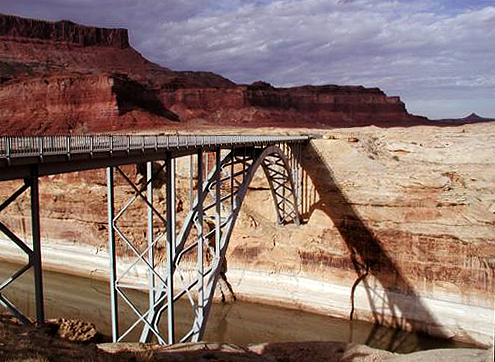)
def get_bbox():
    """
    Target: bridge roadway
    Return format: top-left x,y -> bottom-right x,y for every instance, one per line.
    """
0,134 -> 309,181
